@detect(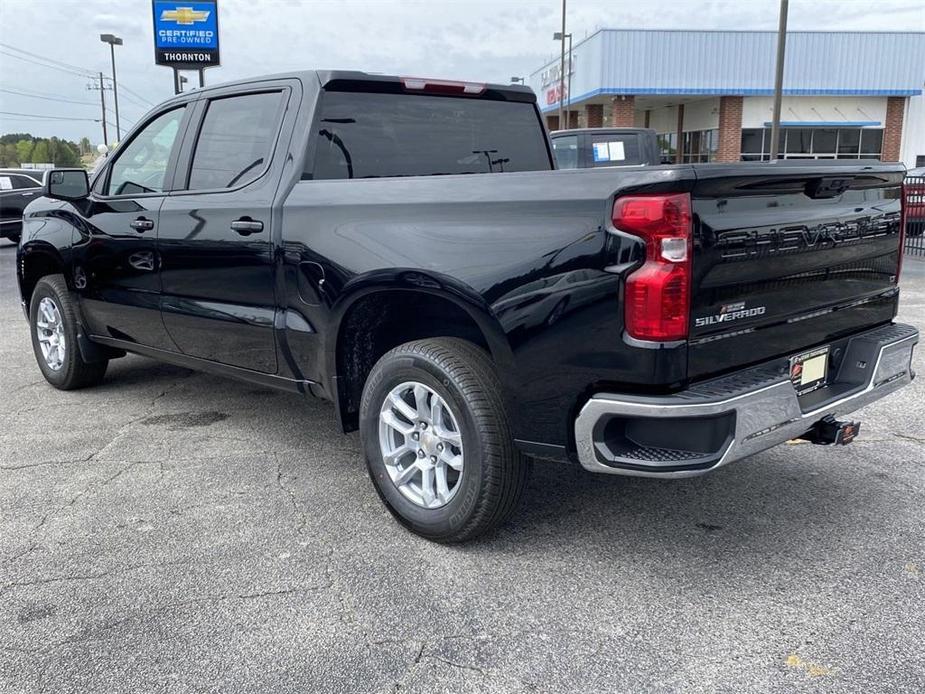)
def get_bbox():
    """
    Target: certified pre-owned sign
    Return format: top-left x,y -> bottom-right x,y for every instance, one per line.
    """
152,0 -> 220,69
